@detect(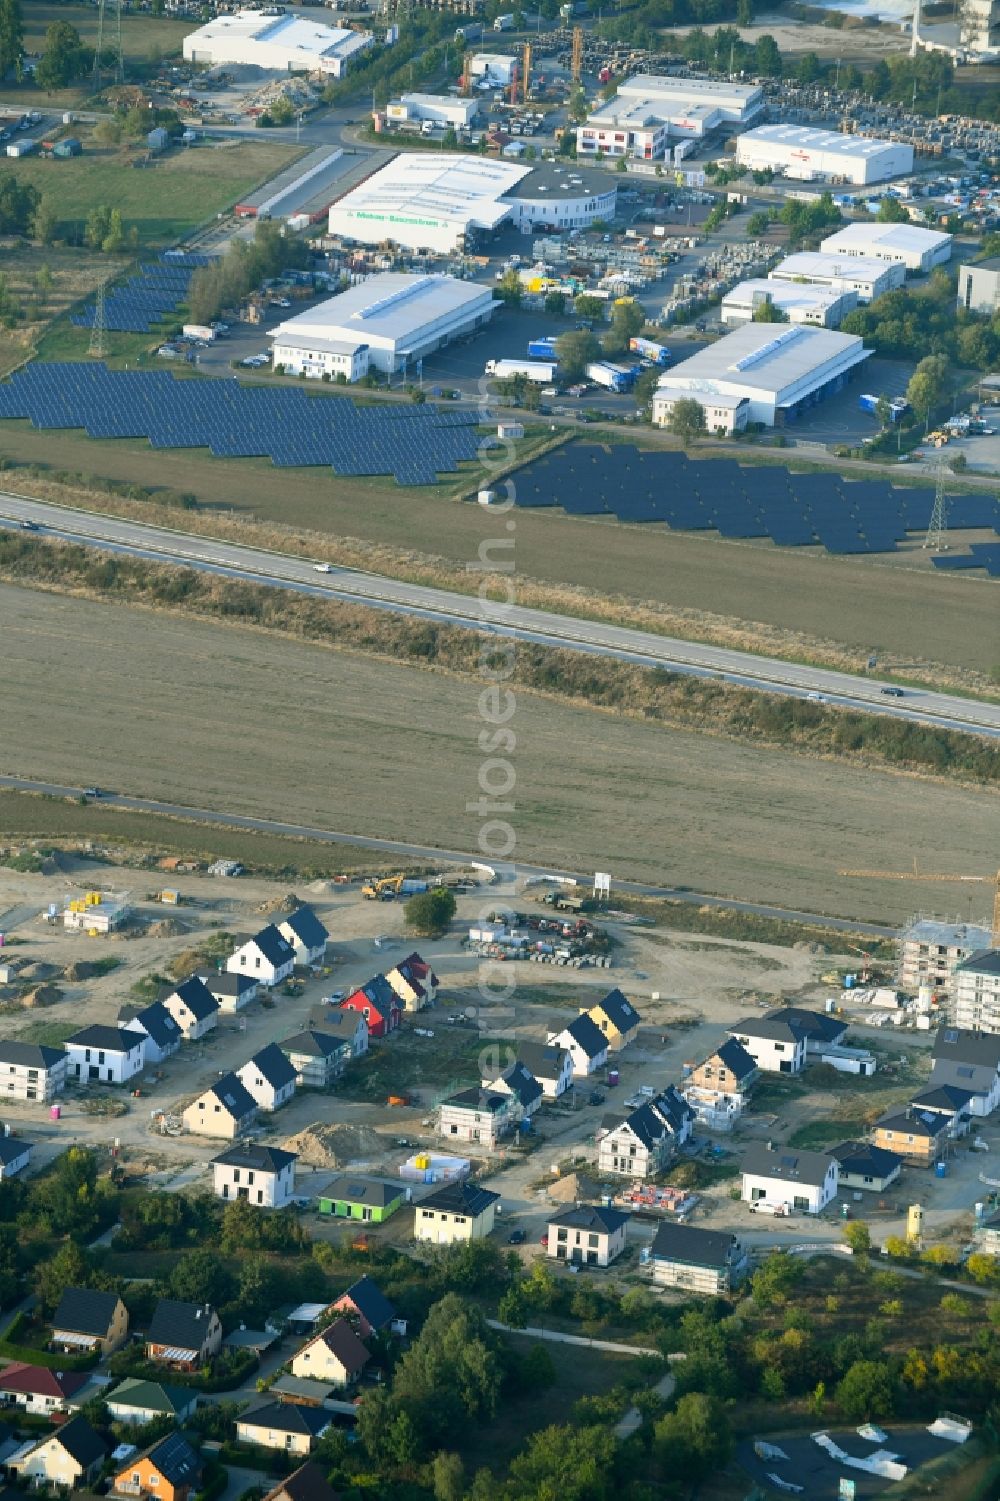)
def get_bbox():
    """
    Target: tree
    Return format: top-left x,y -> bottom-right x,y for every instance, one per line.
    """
507,1423 -> 616,1501
752,297 -> 788,323
0,172 -> 38,235
906,352 -> 948,431
555,327 -> 600,380
0,0 -> 23,83
442,125 -> 458,150
432,1451 -> 465,1501
877,194 -> 909,223
495,267 -> 523,307
36,1241 -> 93,1313
544,290 -> 566,316
404,886 -> 456,937
566,85 -> 588,123
31,197 -> 58,245
844,1221 -> 872,1255
102,207 -> 125,254
169,1247 -> 236,1308
835,1359 -> 894,1421
655,1393 -> 732,1483
965,1252 -> 1000,1286
574,294 -> 606,322
875,393 -> 892,430
747,210 -> 772,235
84,205 -> 112,251
268,96 -> 294,127
754,33 -> 782,76
92,116 -> 124,149
667,397 -> 707,443
36,20 -> 87,89
796,51 -> 822,83
604,297 -> 644,353
736,0 -> 753,23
